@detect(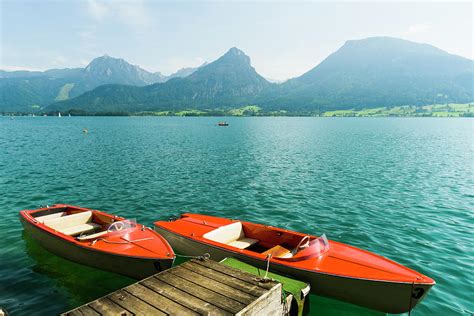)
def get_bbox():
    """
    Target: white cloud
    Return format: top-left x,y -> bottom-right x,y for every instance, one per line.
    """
406,24 -> 430,35
117,2 -> 153,29
0,65 -> 44,72
52,56 -> 68,67
85,0 -> 154,29
195,57 -> 205,65
79,30 -> 94,41
87,0 -> 109,21
77,26 -> 102,58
